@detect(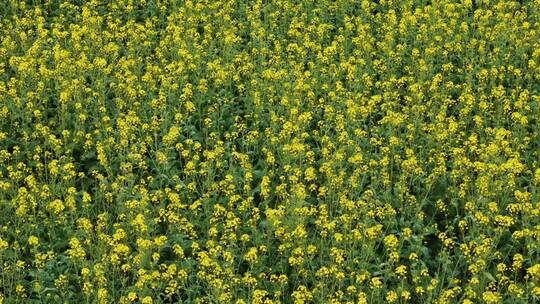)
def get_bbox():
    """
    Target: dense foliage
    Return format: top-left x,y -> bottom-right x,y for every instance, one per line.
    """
2,0 -> 540,303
